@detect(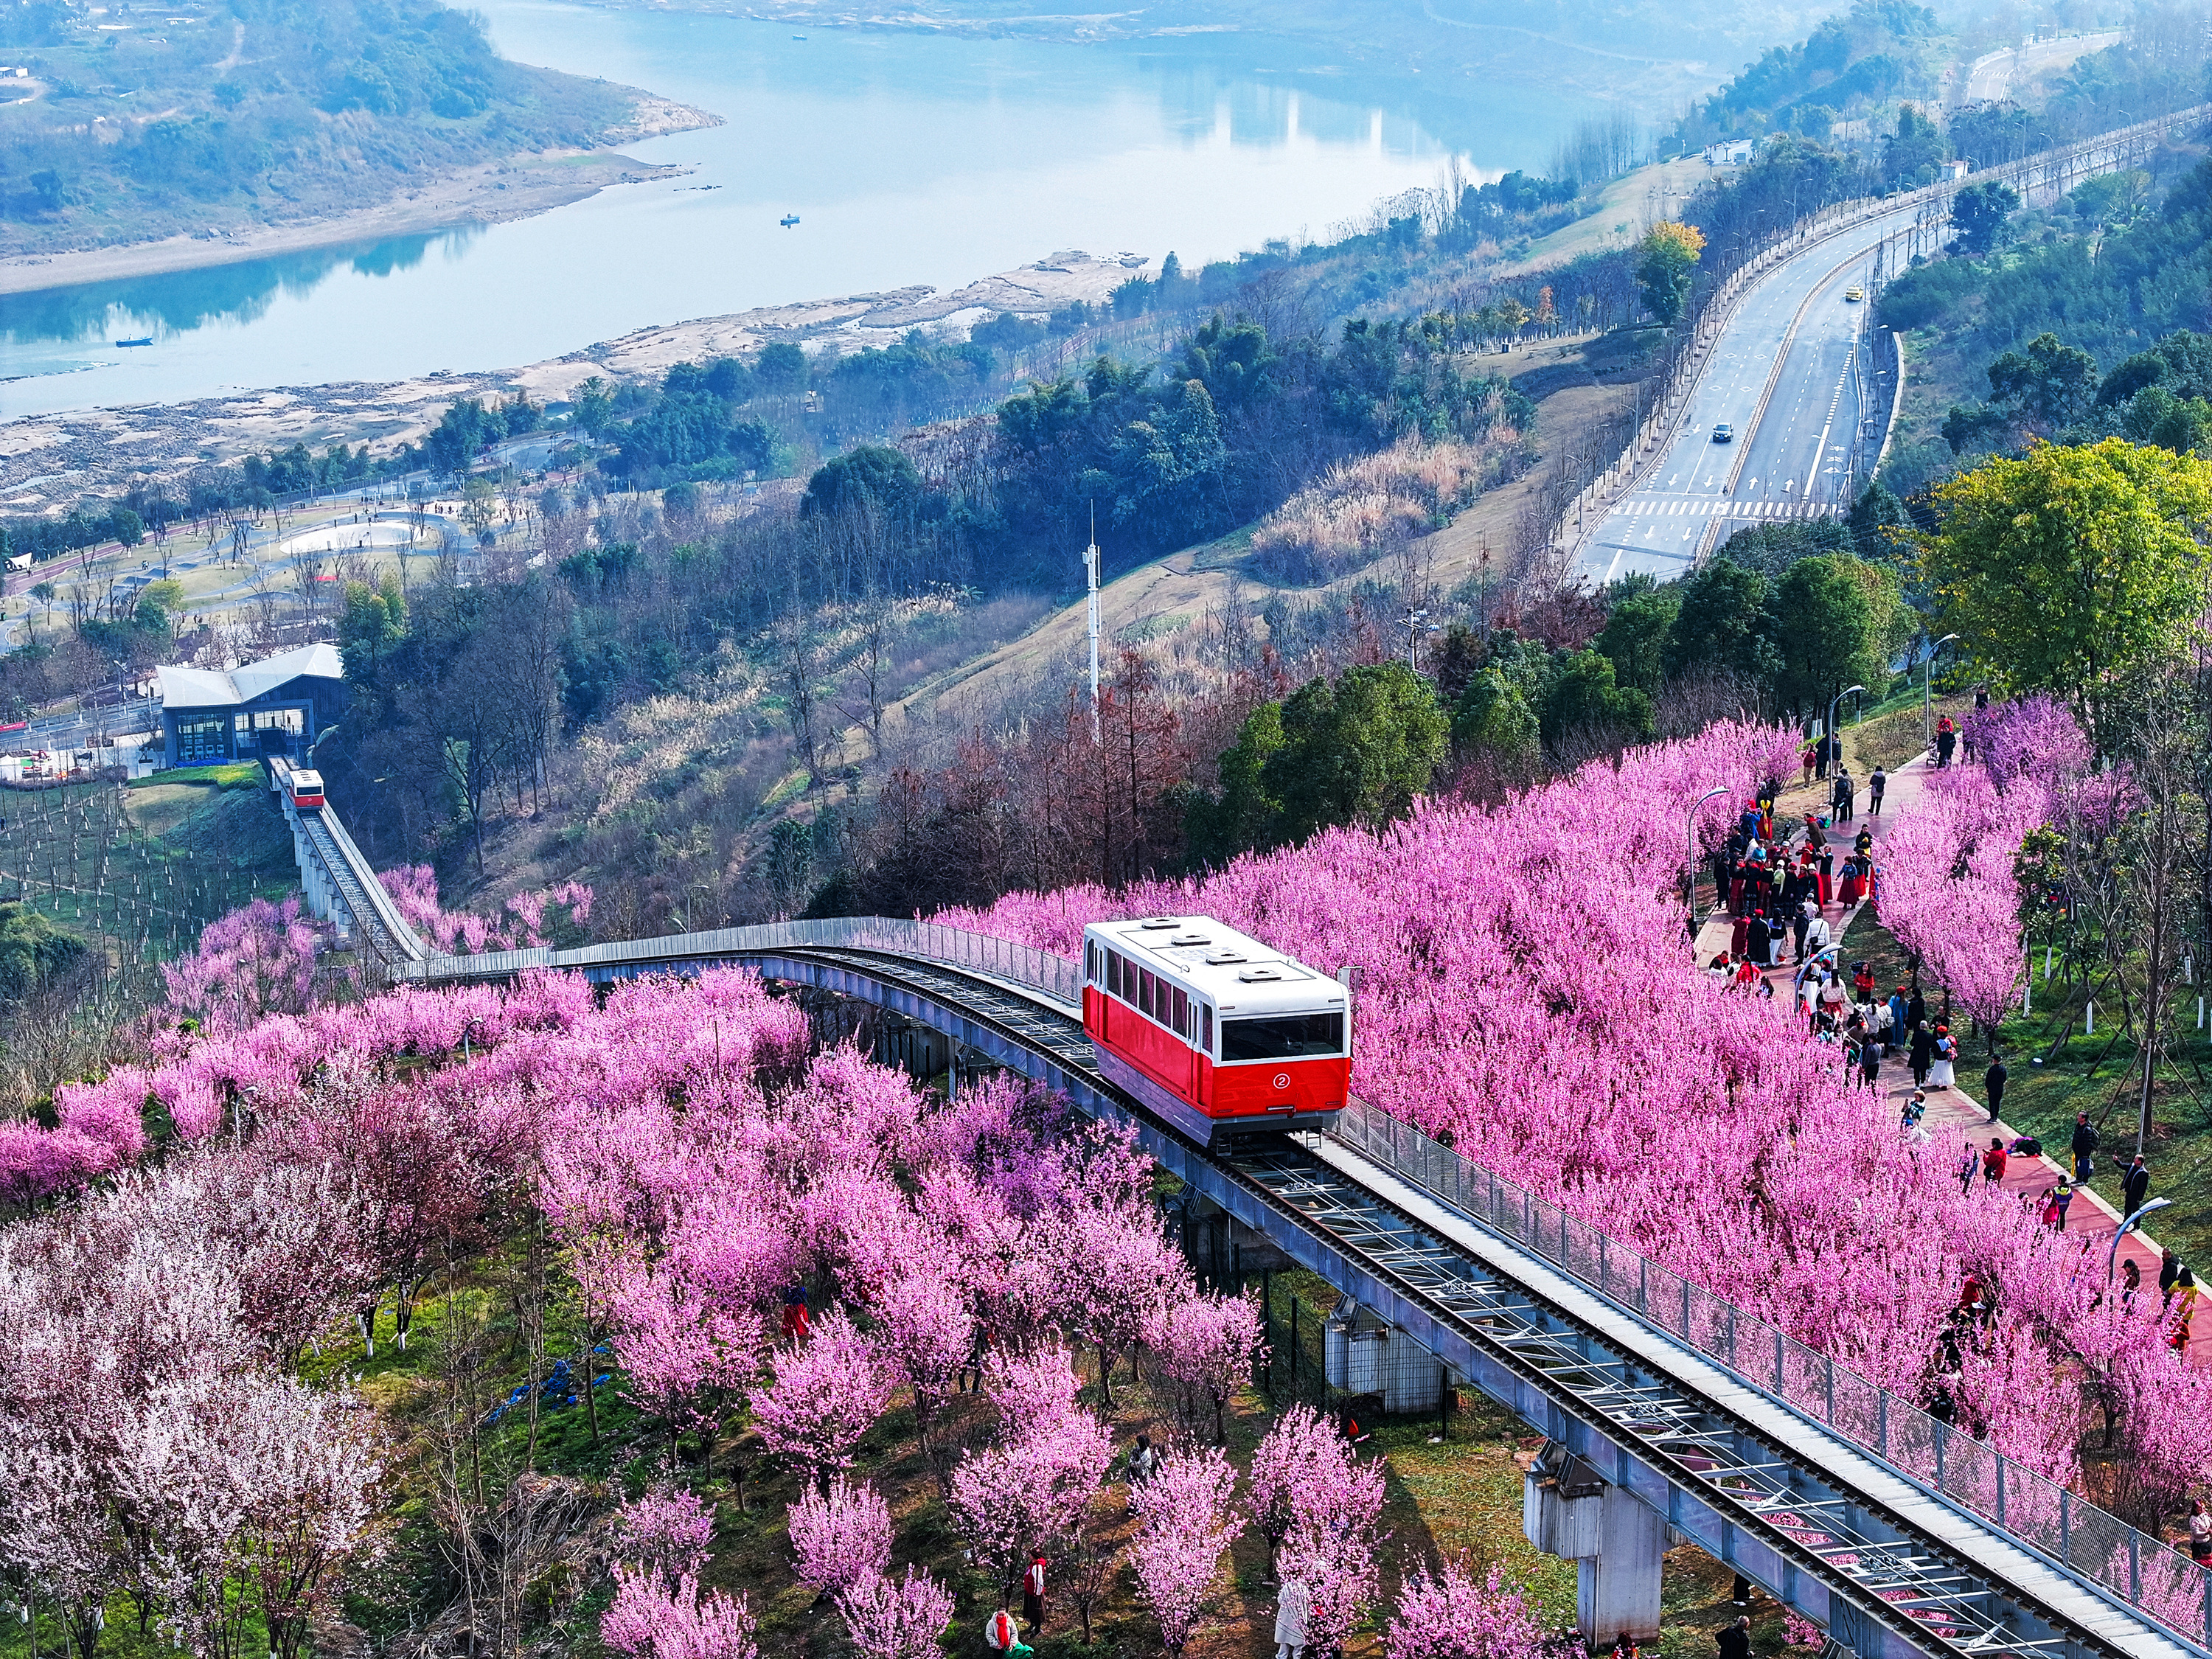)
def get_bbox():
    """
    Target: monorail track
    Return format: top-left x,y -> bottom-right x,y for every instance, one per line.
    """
405,925 -> 2207,1659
